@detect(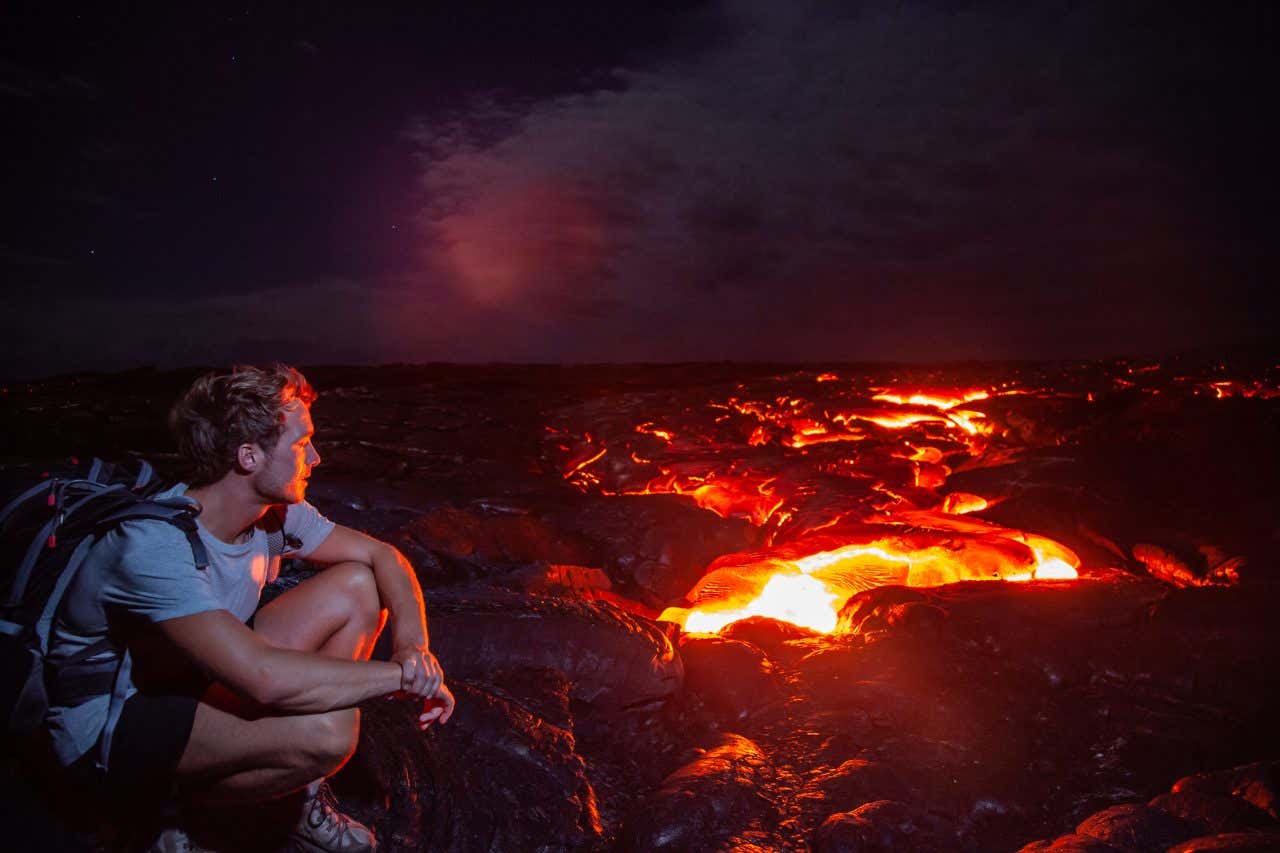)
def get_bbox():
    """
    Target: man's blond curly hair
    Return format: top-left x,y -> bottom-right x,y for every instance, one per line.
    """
169,363 -> 316,487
